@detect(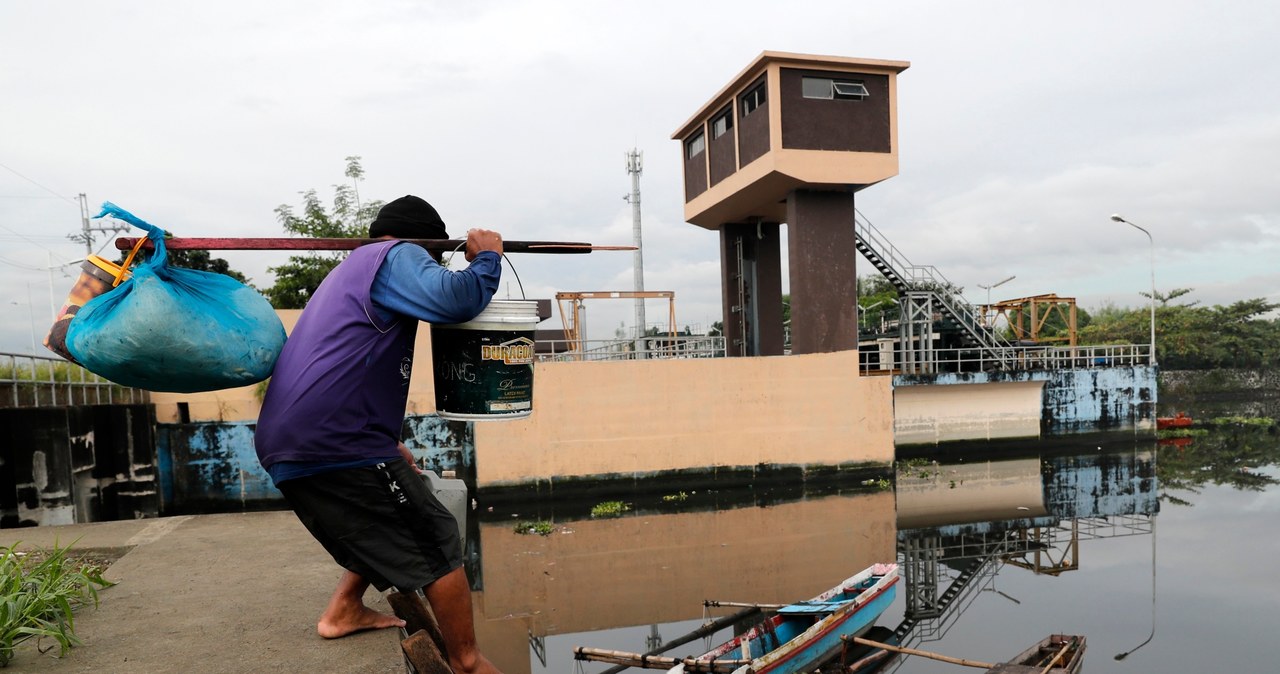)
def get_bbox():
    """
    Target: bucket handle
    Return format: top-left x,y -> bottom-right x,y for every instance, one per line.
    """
443,243 -> 527,299
113,236 -> 150,287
